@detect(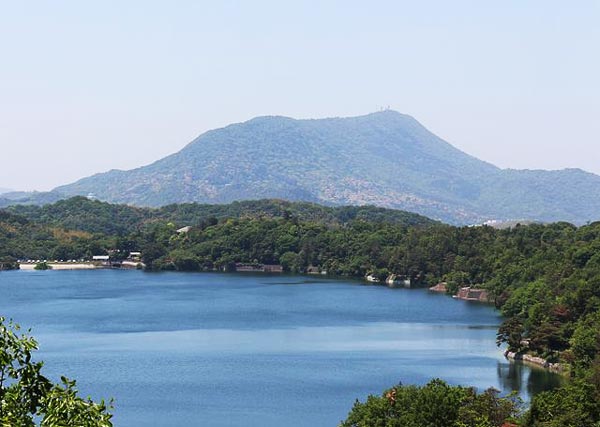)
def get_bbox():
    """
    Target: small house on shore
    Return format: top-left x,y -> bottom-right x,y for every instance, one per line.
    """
386,274 -> 411,288
235,263 -> 264,272
306,266 -> 321,275
453,286 -> 492,303
91,255 -> 111,267
263,264 -> 283,273
234,263 -> 283,273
